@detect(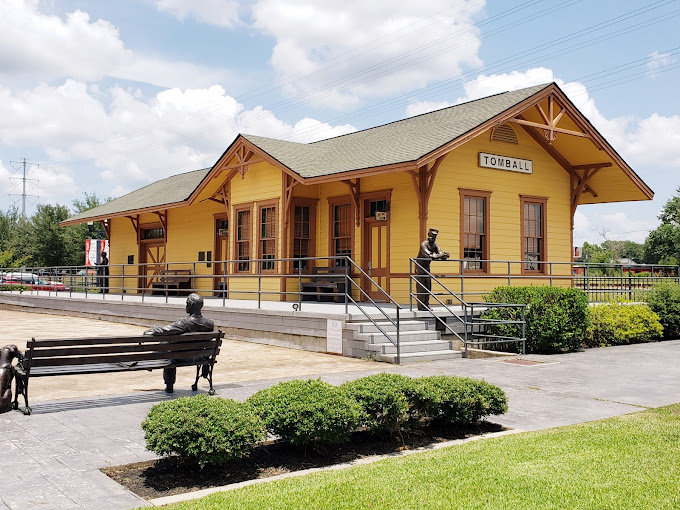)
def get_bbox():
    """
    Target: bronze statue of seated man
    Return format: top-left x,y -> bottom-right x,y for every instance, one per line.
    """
144,293 -> 214,393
